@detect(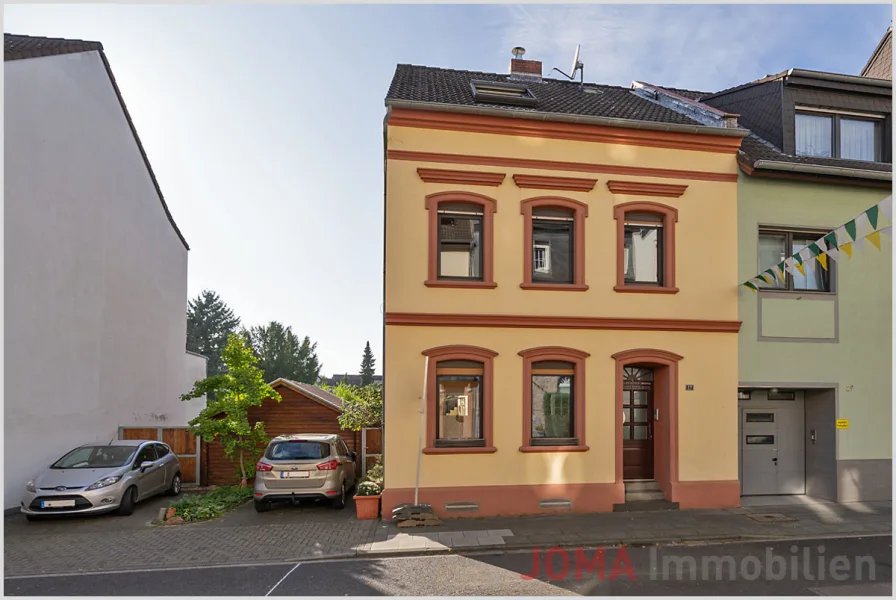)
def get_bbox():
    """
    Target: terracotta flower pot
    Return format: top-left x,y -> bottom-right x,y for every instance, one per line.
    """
355,494 -> 381,520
